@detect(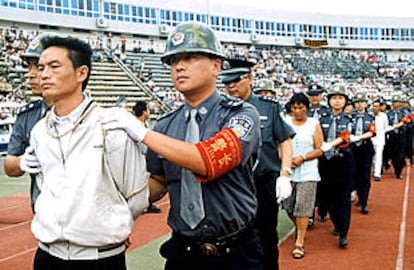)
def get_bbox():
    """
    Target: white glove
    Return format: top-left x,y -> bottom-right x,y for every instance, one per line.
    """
102,108 -> 149,143
276,175 -> 292,204
20,146 -> 41,174
350,135 -> 361,143
320,142 -> 334,152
